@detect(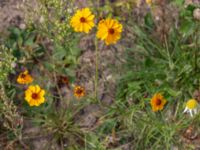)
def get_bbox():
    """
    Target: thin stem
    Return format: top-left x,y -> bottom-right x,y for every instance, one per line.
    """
94,38 -> 99,101
194,26 -> 199,88
164,35 -> 173,70
194,29 -> 198,72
